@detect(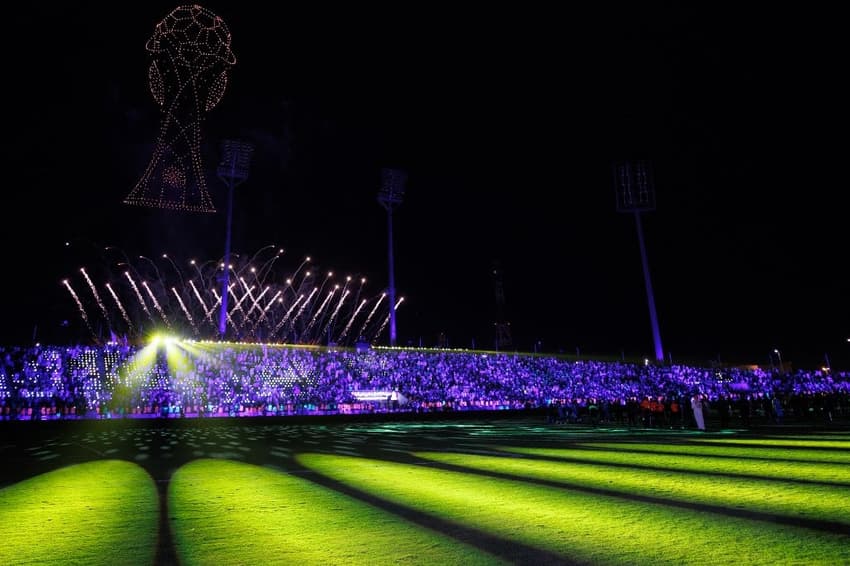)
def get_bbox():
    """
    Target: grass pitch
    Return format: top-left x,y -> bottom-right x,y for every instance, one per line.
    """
1,418 -> 848,565
0,460 -> 158,566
